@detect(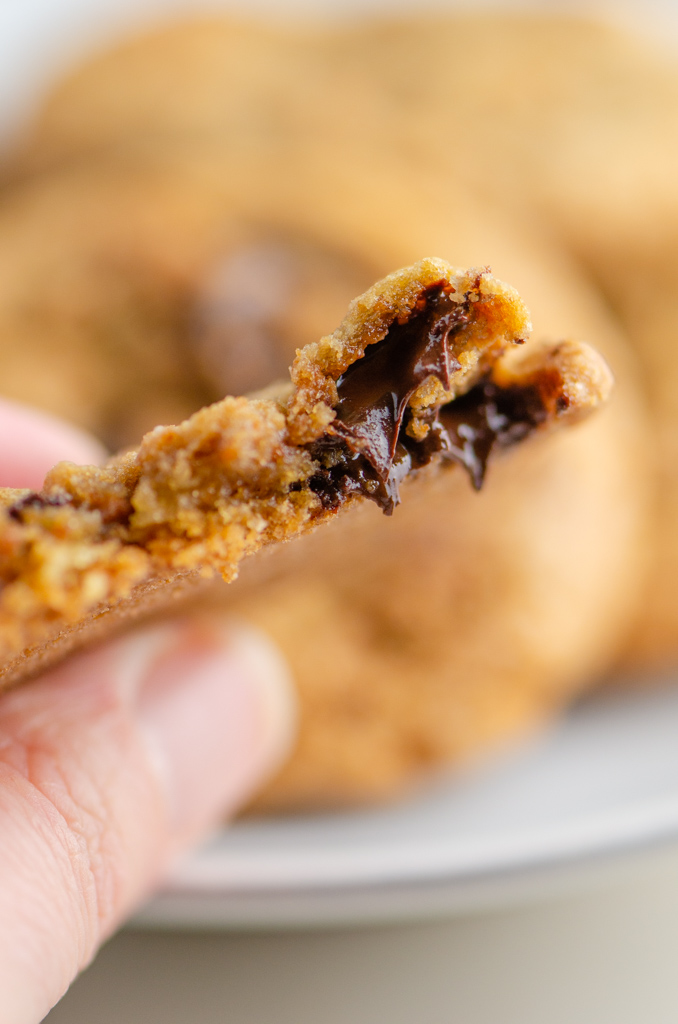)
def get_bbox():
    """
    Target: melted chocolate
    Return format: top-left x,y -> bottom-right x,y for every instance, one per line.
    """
331,284 -> 465,477
439,378 -> 551,490
309,283 -> 468,512
307,283 -> 553,514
